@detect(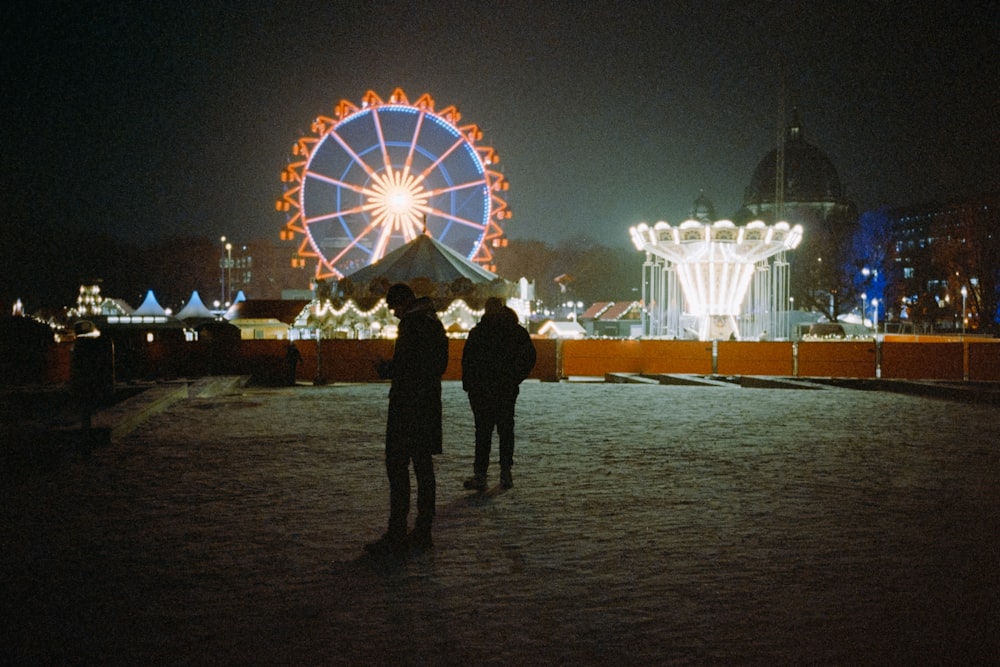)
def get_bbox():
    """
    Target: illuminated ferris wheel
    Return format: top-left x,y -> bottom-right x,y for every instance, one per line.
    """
277,88 -> 510,280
